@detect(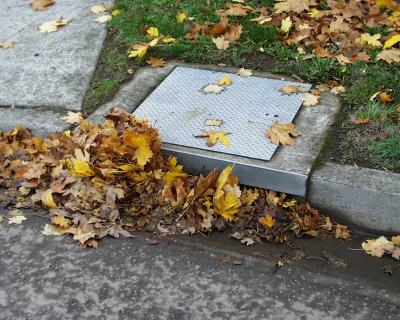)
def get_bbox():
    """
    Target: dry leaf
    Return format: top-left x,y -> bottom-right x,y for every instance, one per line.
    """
353,117 -> 370,124
39,18 -> 72,33
203,84 -> 224,93
127,68 -> 135,74
146,57 -> 165,68
195,130 -> 231,147
41,224 -> 62,235
383,34 -> 400,49
90,4 -> 113,13
266,120 -> 300,146
281,17 -> 292,33
147,27 -> 159,37
93,15 -> 112,23
212,36 -> 230,50
362,236 -> 395,257
330,86 -> 345,95
259,215 -> 275,229
205,119 -> 222,126
236,68 -> 252,77
30,0 -> 55,11
377,49 -> 400,64
241,237 -> 254,246
299,93 -> 320,106
280,85 -> 309,95
8,216 -> 27,225
1,41 -> 15,50
379,92 -> 393,103
61,111 -> 82,124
